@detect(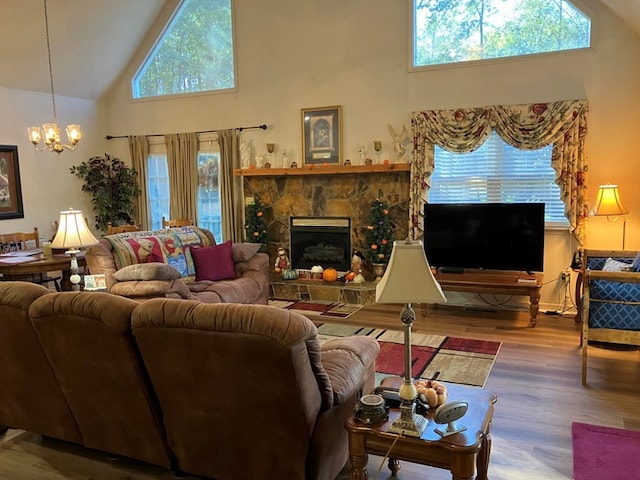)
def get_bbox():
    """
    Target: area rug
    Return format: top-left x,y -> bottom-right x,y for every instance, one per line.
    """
572,422 -> 640,480
268,298 -> 363,320
316,323 -> 500,387
268,298 -> 501,387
